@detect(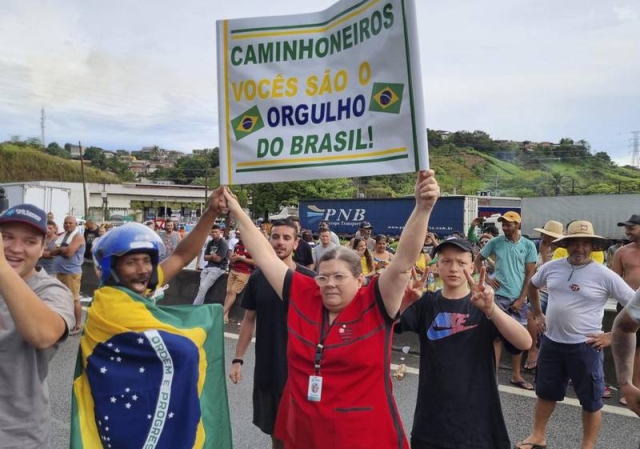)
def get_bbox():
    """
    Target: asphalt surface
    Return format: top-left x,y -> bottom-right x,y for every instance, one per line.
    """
49,318 -> 640,449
